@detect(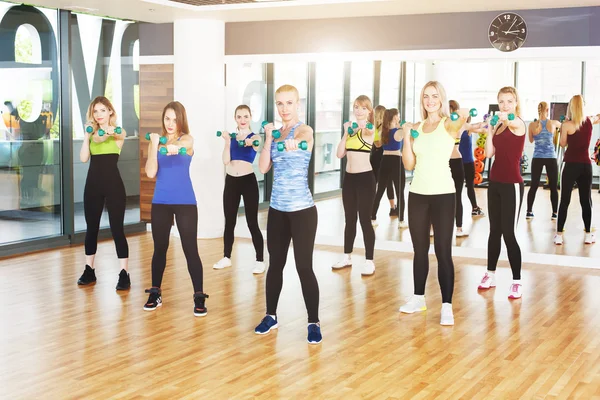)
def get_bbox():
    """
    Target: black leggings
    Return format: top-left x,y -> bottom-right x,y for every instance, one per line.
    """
151,203 -> 204,292
84,154 -> 129,258
266,206 -> 319,323
527,158 -> 559,214
342,171 -> 376,260
487,181 -> 524,280
370,146 -> 394,200
450,158 -> 465,228
463,161 -> 479,209
372,155 -> 405,220
557,163 -> 593,233
408,192 -> 455,303
223,173 -> 264,261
